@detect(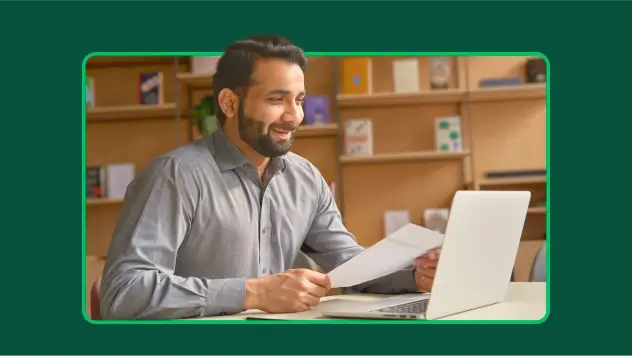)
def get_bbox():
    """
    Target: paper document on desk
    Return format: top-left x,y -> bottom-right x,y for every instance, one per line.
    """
328,223 -> 444,288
